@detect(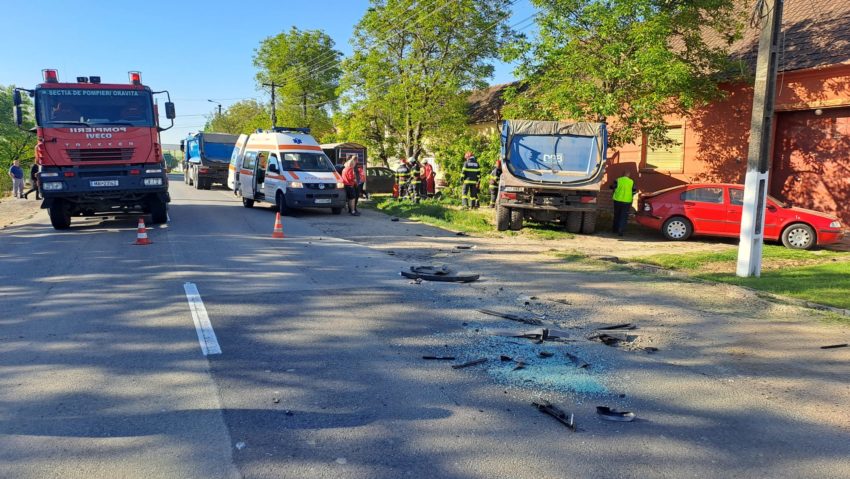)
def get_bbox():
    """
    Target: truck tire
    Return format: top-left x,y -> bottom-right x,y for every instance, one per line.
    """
150,198 -> 168,224
566,211 -> 582,233
581,211 -> 597,234
194,175 -> 202,189
510,208 -> 523,231
204,179 -> 212,190
242,197 -> 254,208
496,204 -> 510,231
49,199 -> 72,230
184,170 -> 189,184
